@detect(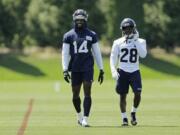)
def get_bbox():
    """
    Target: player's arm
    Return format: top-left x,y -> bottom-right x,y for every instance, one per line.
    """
135,39 -> 147,58
62,35 -> 71,83
92,42 -> 103,70
62,43 -> 70,71
92,42 -> 104,84
110,41 -> 119,80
